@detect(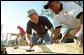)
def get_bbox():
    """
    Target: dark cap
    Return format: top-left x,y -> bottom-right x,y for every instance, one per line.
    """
44,1 -> 53,9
